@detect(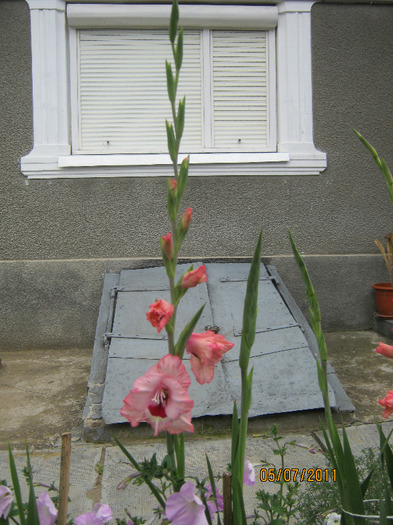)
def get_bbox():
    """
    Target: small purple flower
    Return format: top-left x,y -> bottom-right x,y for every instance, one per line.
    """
244,457 -> 255,486
74,512 -> 106,525
92,503 -> 112,523
0,485 -> 13,519
205,483 -> 224,517
74,503 -> 112,525
37,491 -> 58,525
165,482 -> 208,525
